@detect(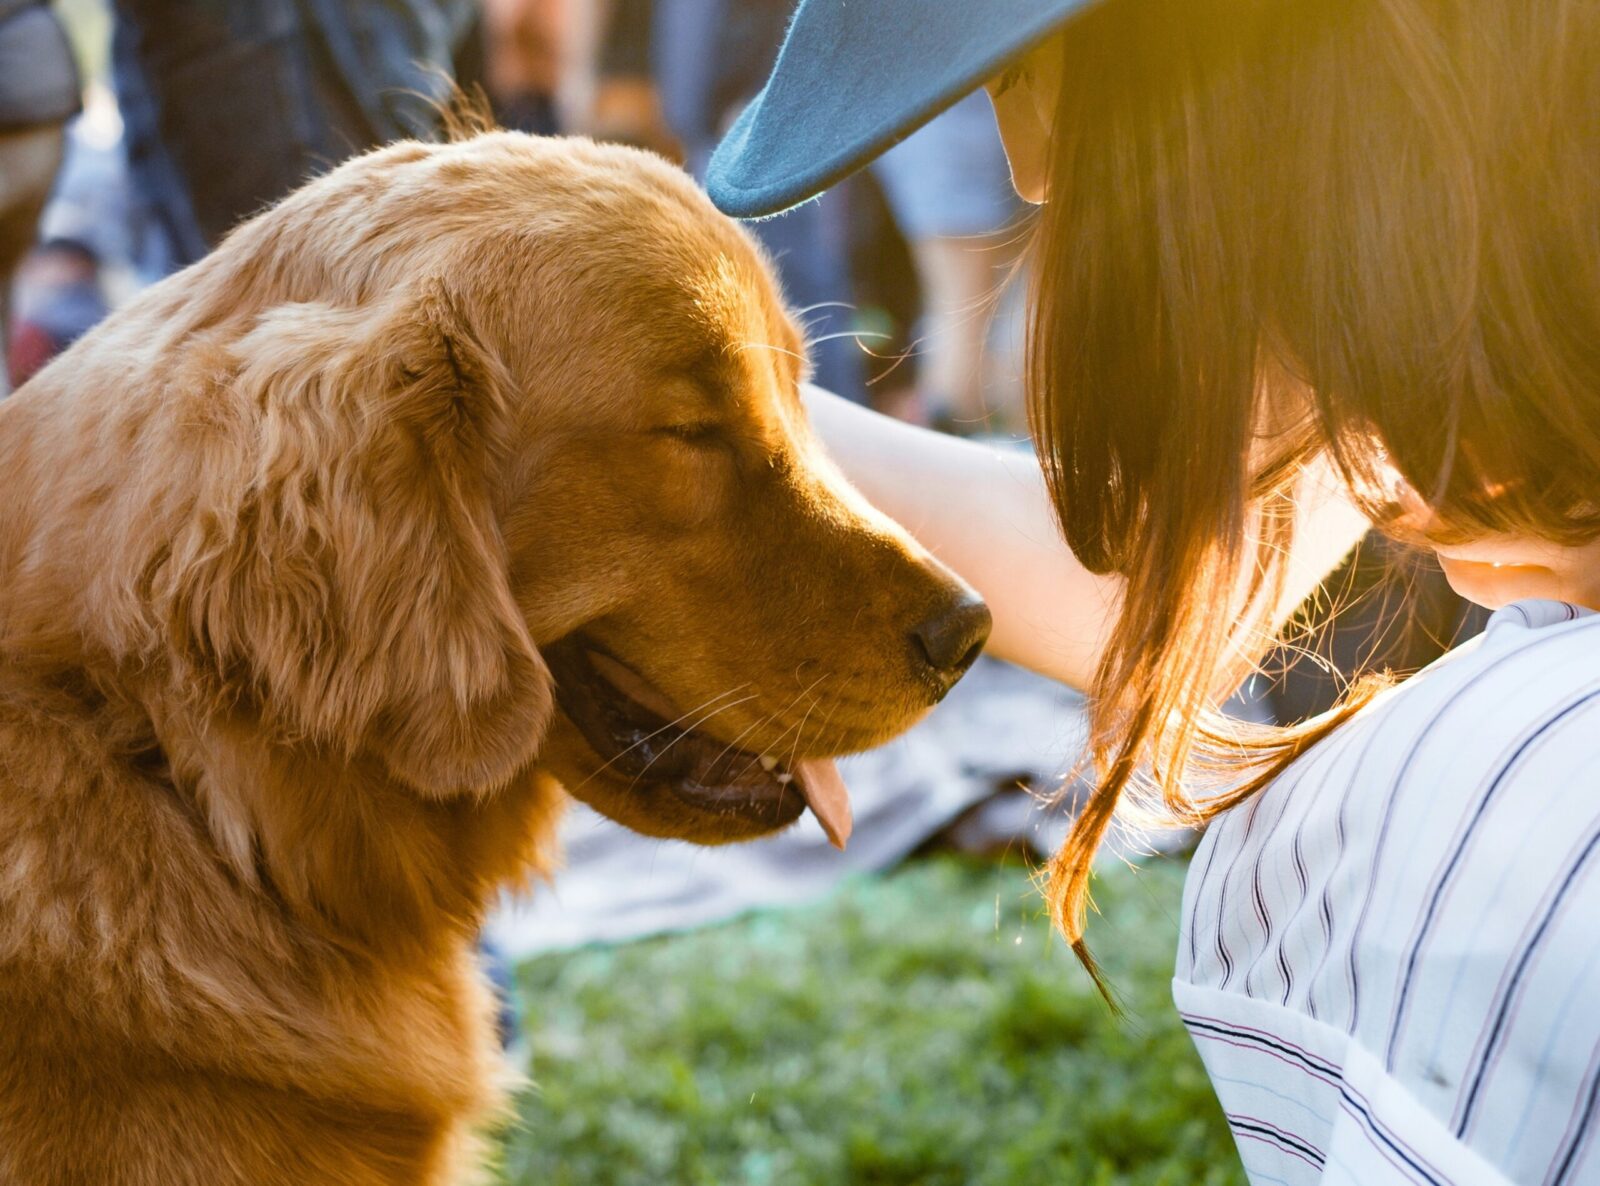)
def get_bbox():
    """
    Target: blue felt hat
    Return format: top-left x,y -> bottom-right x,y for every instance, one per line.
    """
706,0 -> 1097,219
